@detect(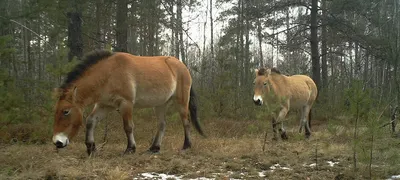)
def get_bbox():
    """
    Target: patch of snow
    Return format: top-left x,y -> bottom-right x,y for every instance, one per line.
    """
304,161 -> 340,168
327,161 -> 339,167
135,172 -> 183,180
388,175 -> 400,180
258,170 -> 266,178
305,163 -> 316,167
269,163 -> 292,172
